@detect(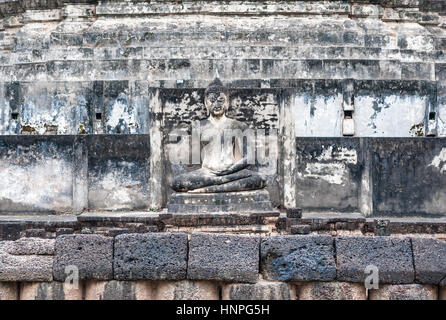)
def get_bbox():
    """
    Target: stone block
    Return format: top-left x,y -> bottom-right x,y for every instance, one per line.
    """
53,235 -> 113,281
24,229 -> 46,238
0,282 -> 17,300
369,284 -> 438,300
188,233 -> 260,283
222,282 -> 295,300
374,219 -> 390,236
107,228 -> 130,237
154,280 -> 219,300
85,280 -> 153,300
411,237 -> 446,284
260,235 -> 336,281
290,224 -> 310,235
0,223 -> 22,241
20,282 -> 82,300
336,236 -> 414,284
342,118 -> 355,136
286,208 -> 302,218
0,242 -> 53,281
56,228 -> 73,236
168,190 -> 273,213
114,233 -> 188,280
296,282 -> 366,300
440,286 -> 446,300
6,237 -> 54,255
